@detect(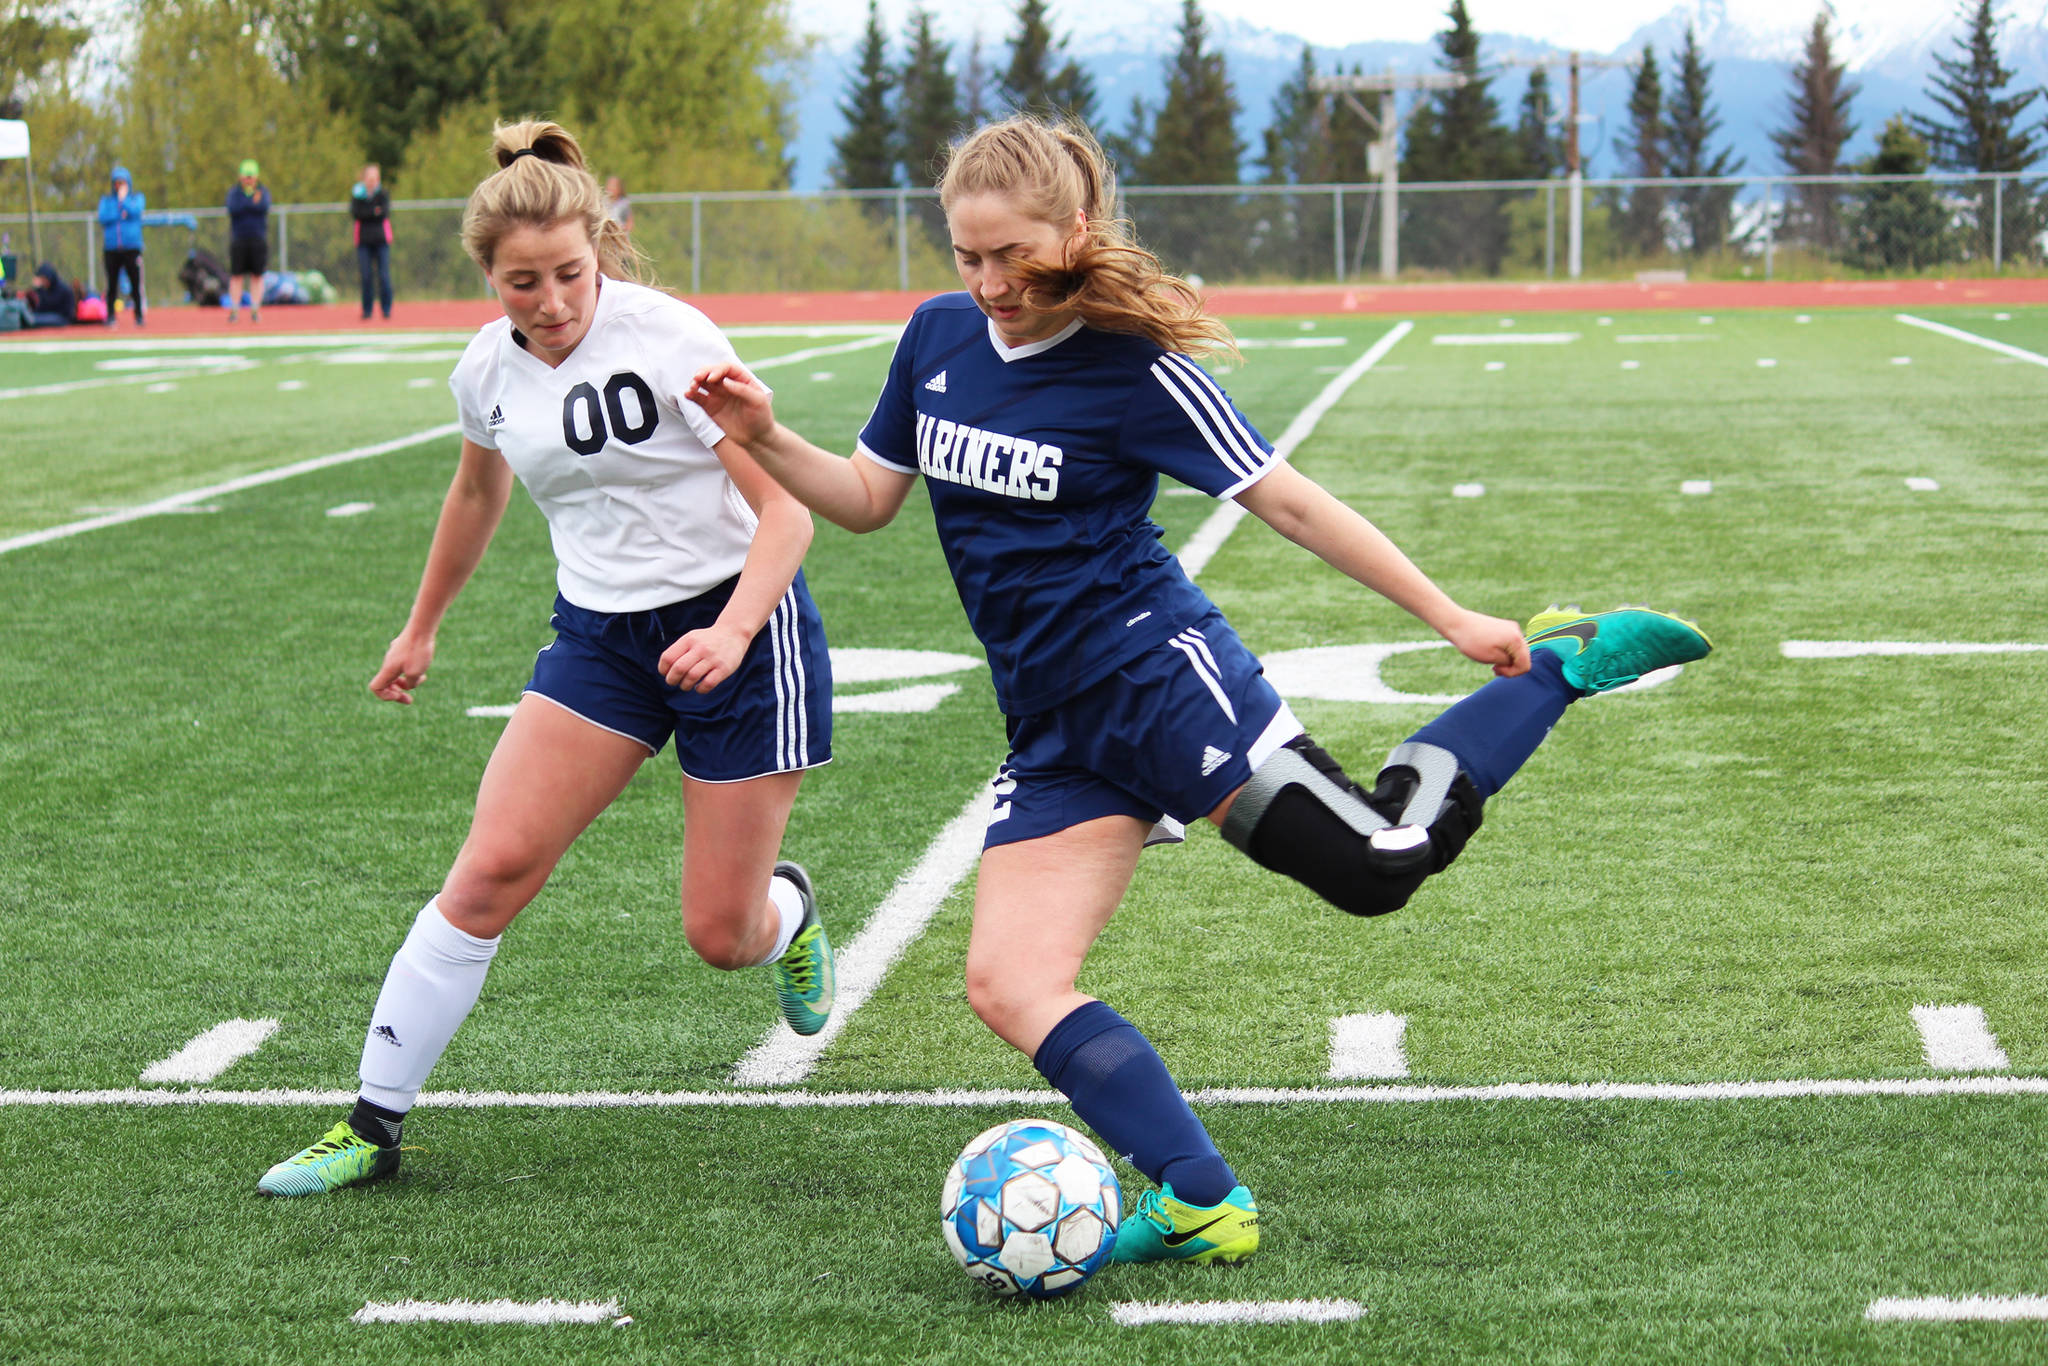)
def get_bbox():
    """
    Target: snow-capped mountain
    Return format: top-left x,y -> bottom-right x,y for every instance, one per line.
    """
783,0 -> 2048,188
